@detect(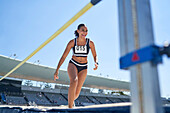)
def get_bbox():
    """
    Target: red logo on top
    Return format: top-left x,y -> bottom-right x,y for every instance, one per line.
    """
132,52 -> 140,62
